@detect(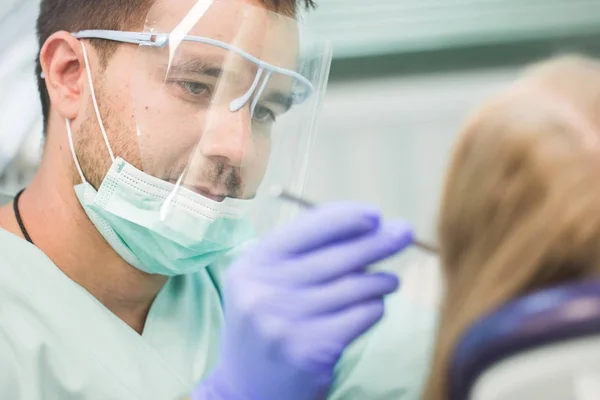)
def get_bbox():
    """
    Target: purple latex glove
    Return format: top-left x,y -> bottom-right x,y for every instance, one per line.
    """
192,202 -> 414,400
